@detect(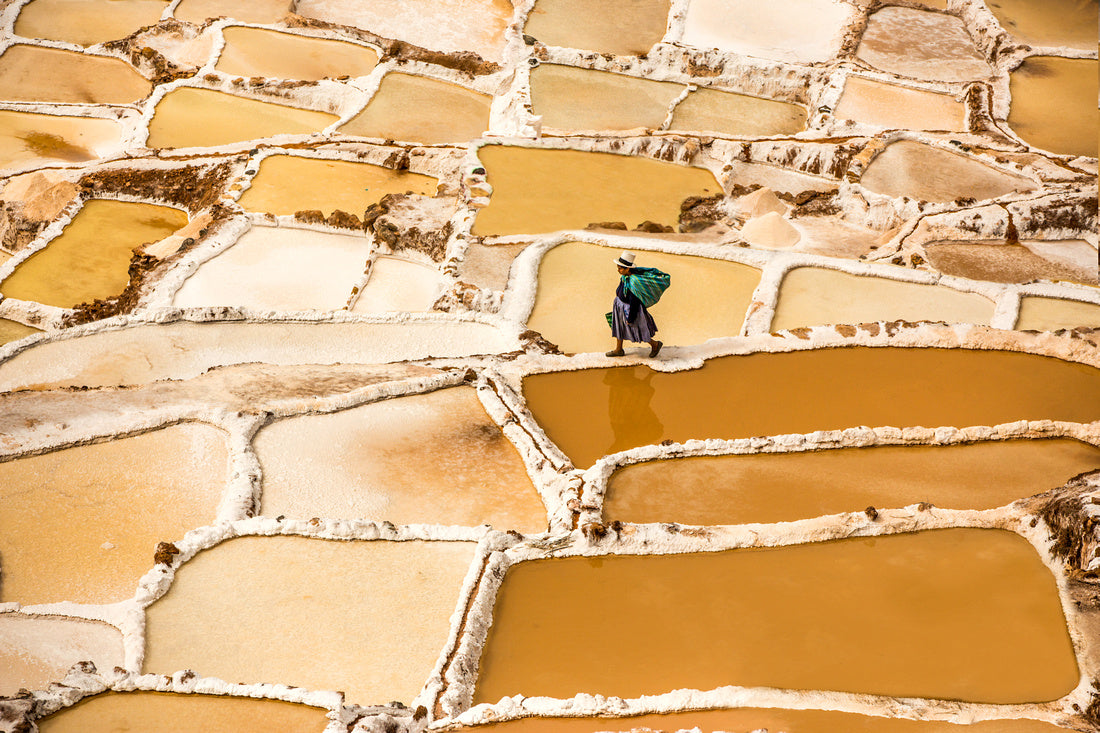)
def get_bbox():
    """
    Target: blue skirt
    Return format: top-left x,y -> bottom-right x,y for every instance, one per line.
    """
610,297 -> 657,343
